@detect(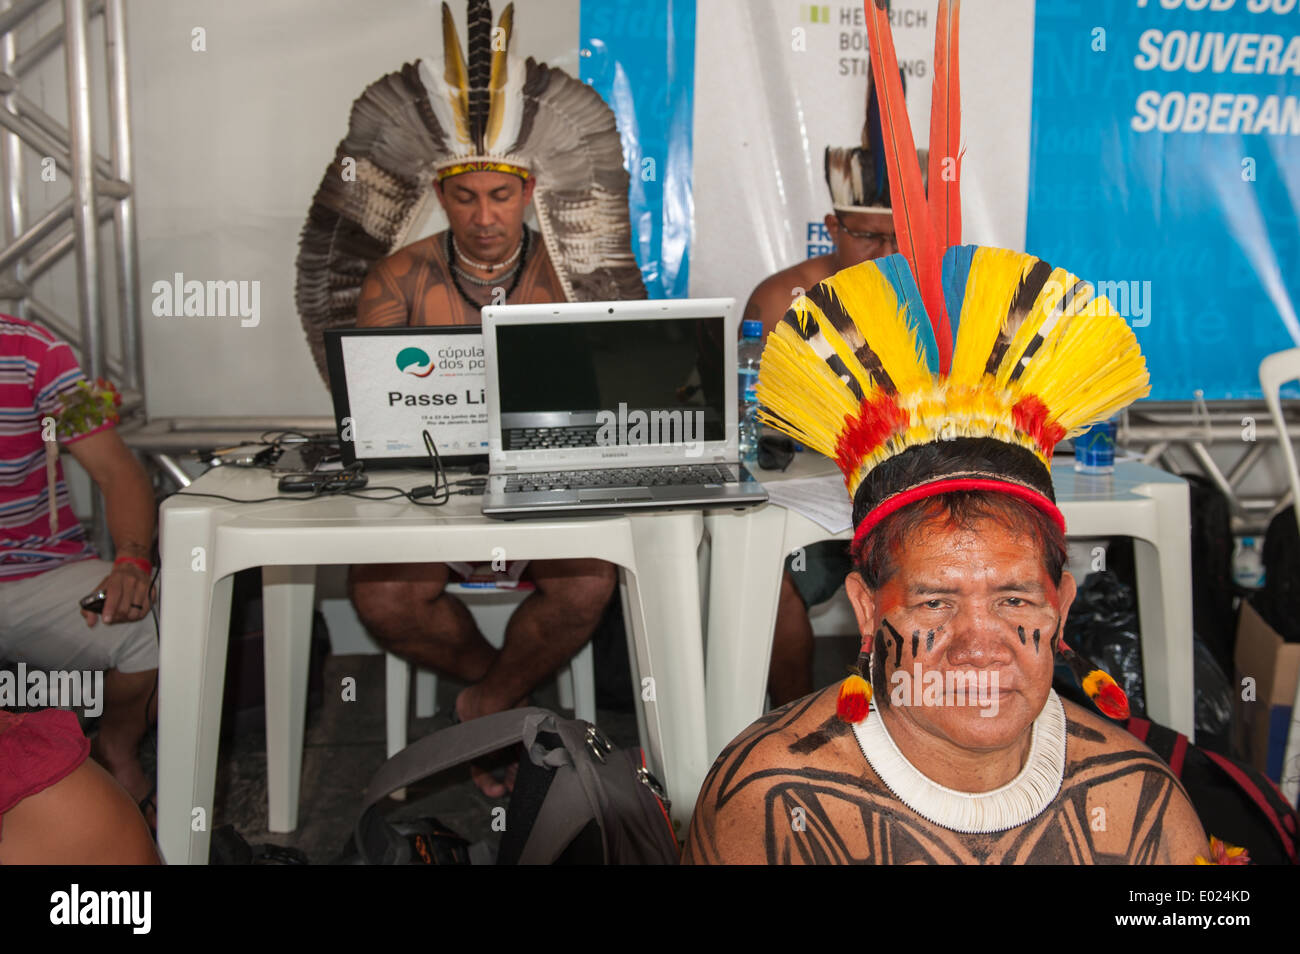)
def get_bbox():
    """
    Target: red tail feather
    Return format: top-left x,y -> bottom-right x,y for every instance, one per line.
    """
864,0 -> 952,372
928,0 -> 962,251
